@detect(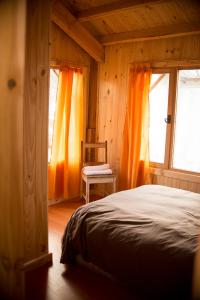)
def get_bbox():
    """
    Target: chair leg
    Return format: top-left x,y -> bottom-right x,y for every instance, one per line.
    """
86,182 -> 90,204
113,177 -> 116,193
80,178 -> 83,199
